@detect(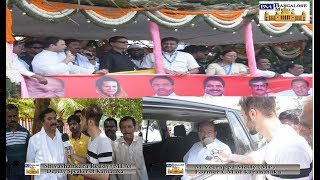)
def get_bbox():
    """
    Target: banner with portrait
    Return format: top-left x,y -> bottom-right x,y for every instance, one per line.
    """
23,75 -> 313,98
